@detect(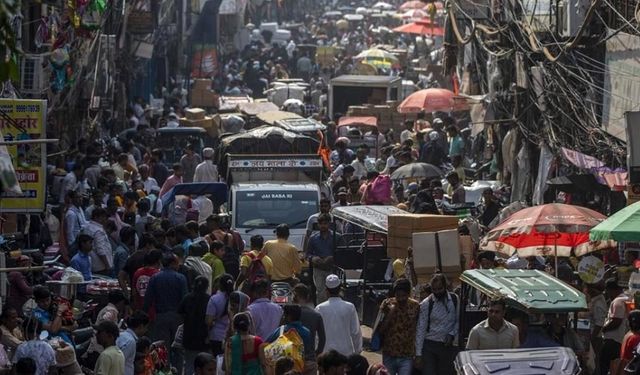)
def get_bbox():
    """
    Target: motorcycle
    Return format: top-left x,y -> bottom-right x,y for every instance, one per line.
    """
271,282 -> 293,305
